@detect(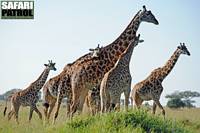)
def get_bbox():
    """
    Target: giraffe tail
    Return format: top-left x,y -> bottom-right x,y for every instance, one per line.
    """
3,107 -> 7,116
3,97 -> 8,116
